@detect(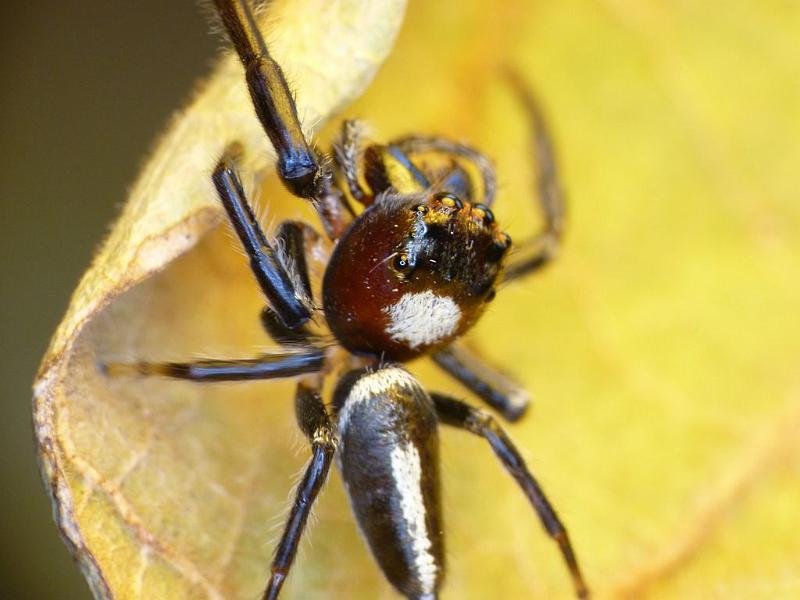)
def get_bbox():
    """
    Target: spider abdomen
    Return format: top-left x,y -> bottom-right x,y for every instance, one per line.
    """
333,367 -> 444,600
